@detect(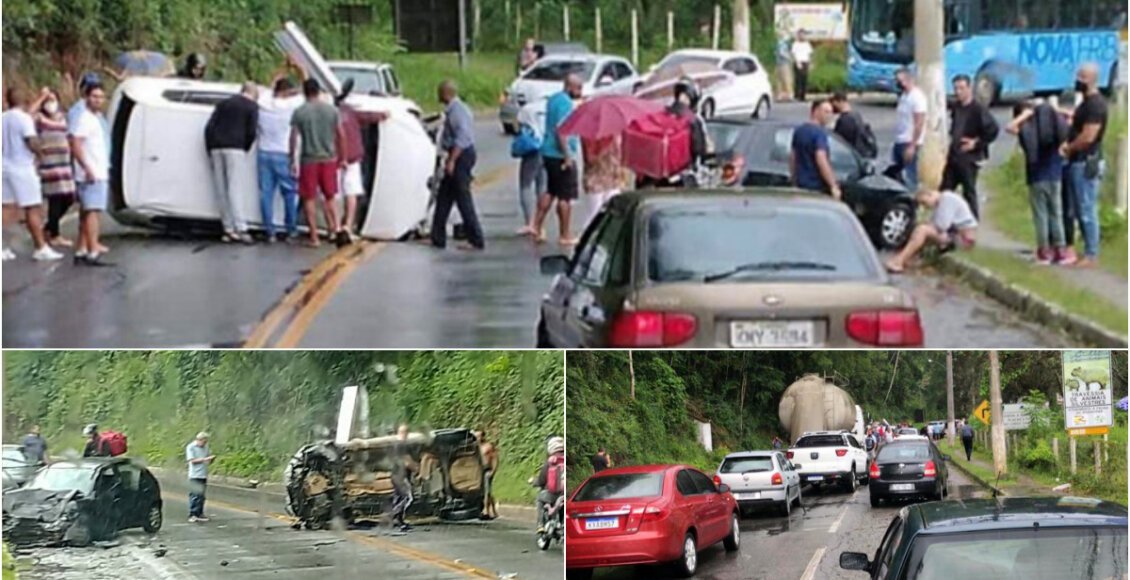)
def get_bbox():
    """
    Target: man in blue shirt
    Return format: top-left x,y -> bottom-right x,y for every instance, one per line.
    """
430,80 -> 485,250
530,74 -> 583,246
789,100 -> 842,199
186,432 -> 215,523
